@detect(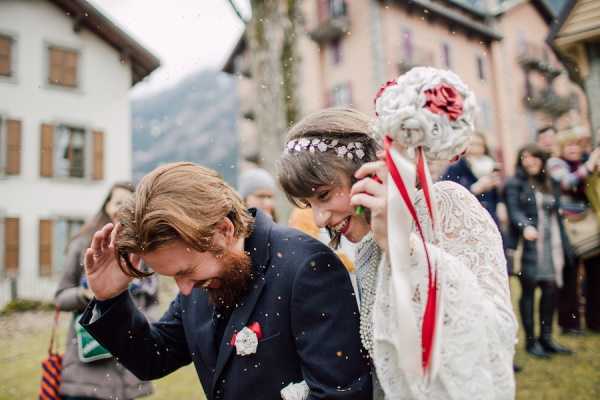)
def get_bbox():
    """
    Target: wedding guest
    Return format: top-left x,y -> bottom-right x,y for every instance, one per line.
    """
239,167 -> 278,221
548,131 -> 600,333
505,144 -> 574,357
536,126 -> 559,157
442,132 -> 502,226
54,182 -> 155,400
